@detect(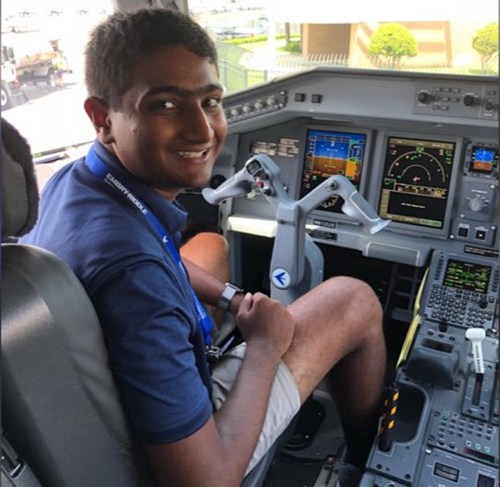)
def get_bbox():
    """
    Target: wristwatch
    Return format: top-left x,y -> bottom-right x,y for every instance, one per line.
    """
217,282 -> 244,311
